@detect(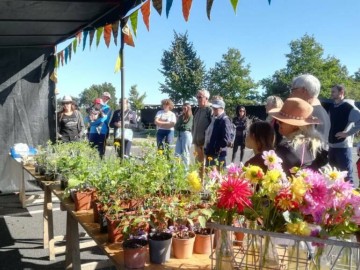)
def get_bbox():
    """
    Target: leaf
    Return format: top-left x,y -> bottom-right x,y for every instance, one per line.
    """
206,0 -> 214,20
152,0 -> 162,15
198,216 -> 207,228
141,0 -> 151,31
103,24 -> 112,48
182,0 -> 193,21
112,21 -> 119,45
96,26 -> 104,47
130,10 -> 138,37
230,0 -> 238,14
166,0 -> 174,18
